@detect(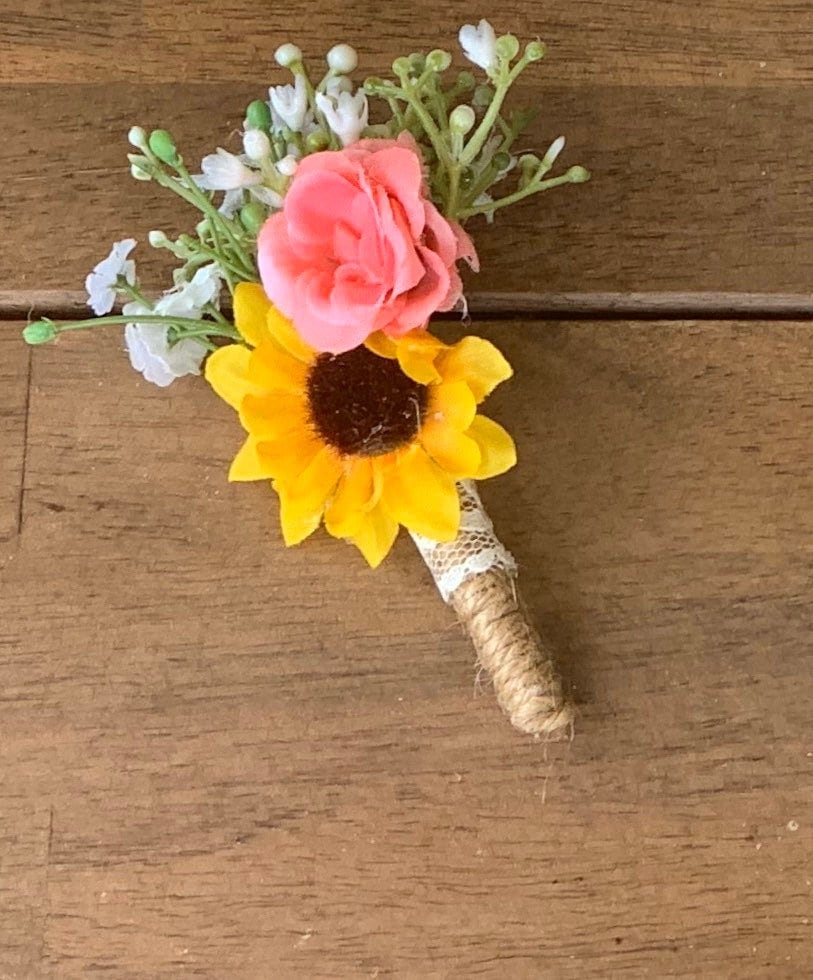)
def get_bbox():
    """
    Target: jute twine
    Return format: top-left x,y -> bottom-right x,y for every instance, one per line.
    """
450,567 -> 575,738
